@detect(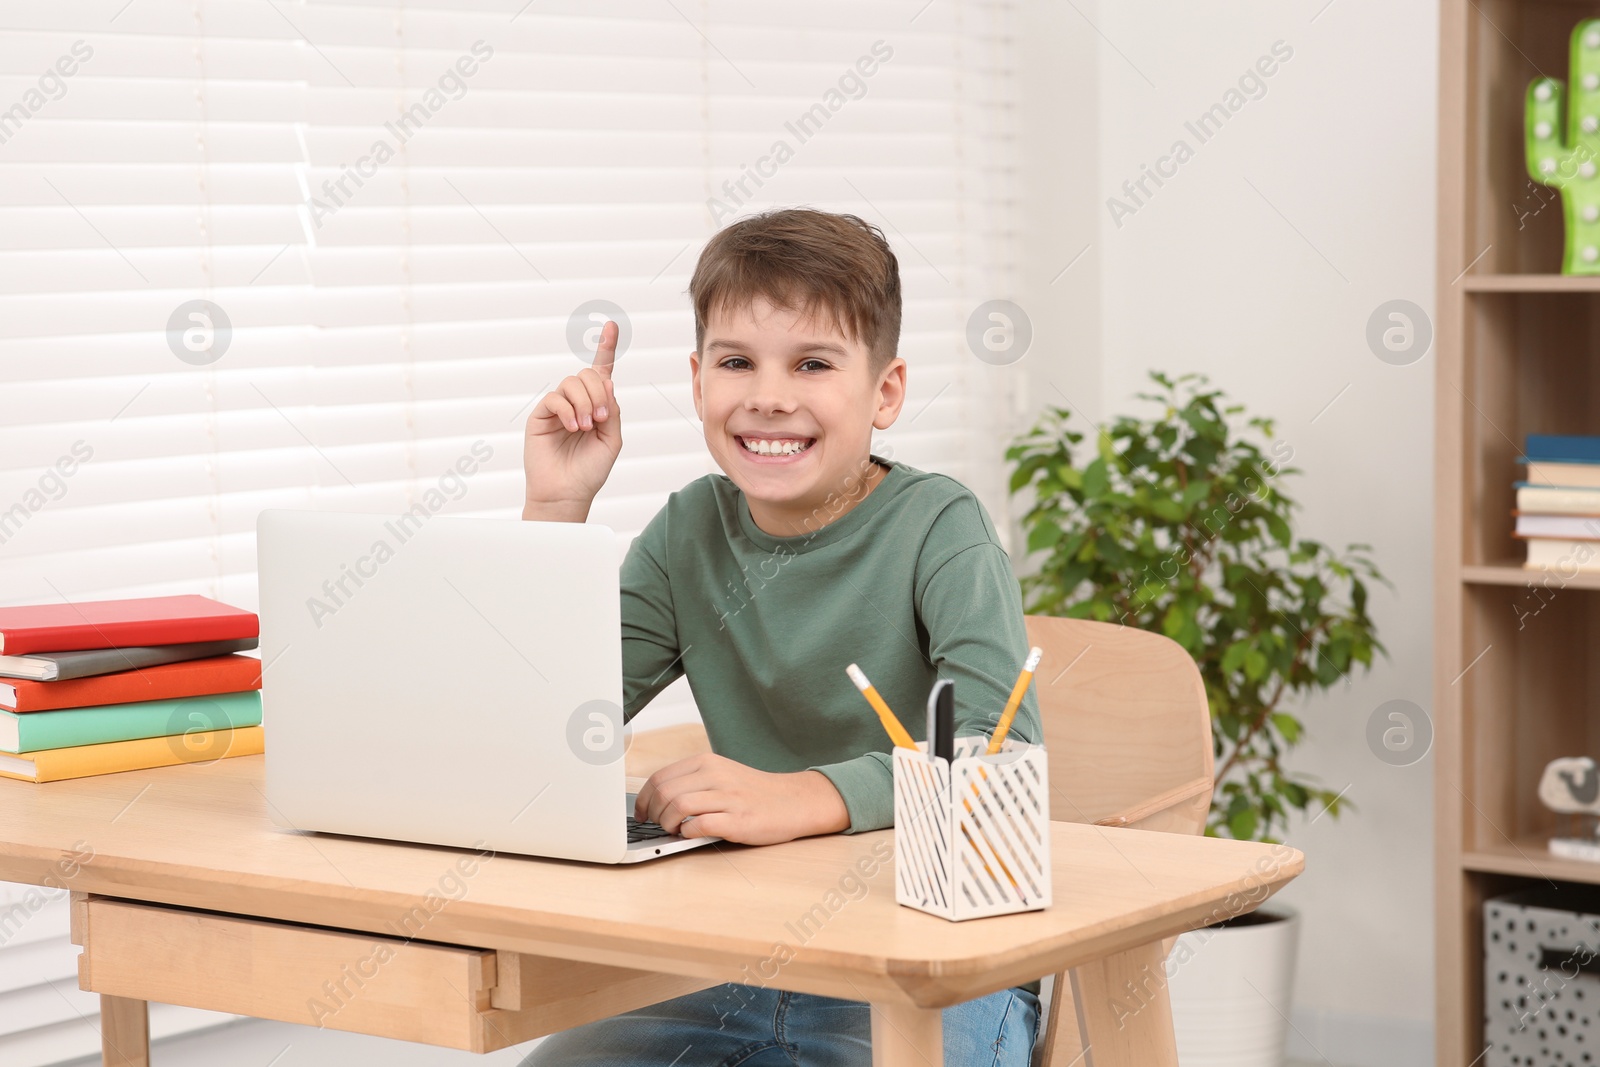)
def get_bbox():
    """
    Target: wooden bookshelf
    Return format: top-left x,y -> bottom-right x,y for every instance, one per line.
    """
1461,562 -> 1600,590
1460,274 -> 1600,290
1437,3 -> 1600,1064
1463,837 -> 1600,885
